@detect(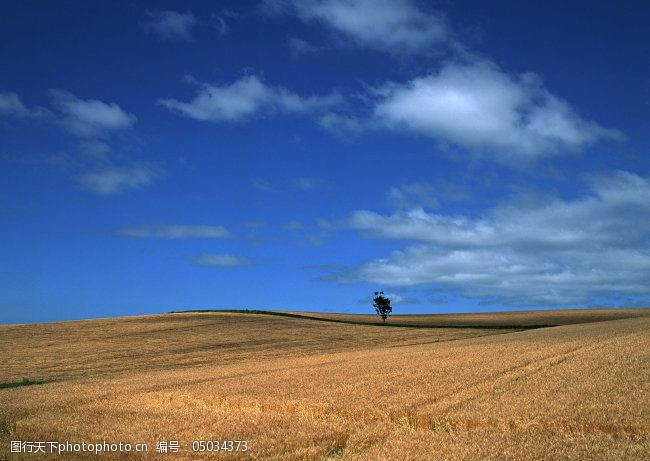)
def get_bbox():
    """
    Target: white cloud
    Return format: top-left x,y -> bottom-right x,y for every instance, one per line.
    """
387,183 -> 439,209
192,254 -> 253,268
345,171 -> 650,306
288,37 -> 318,56
252,178 -> 276,193
316,218 -> 335,230
319,112 -> 368,138
294,177 -> 321,190
267,0 -> 447,54
119,225 -> 232,239
50,90 -> 136,138
78,163 -> 160,195
159,75 -> 341,123
0,91 -> 30,117
0,91 -> 48,118
265,3 -> 619,162
213,15 -> 228,36
143,10 -> 198,41
371,61 -> 622,160
284,220 -> 305,230
78,141 -> 111,161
